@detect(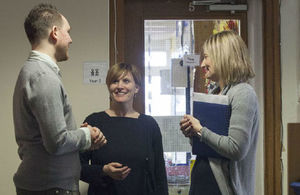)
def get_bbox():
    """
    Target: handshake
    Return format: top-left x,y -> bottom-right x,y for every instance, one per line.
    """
81,122 -> 107,150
